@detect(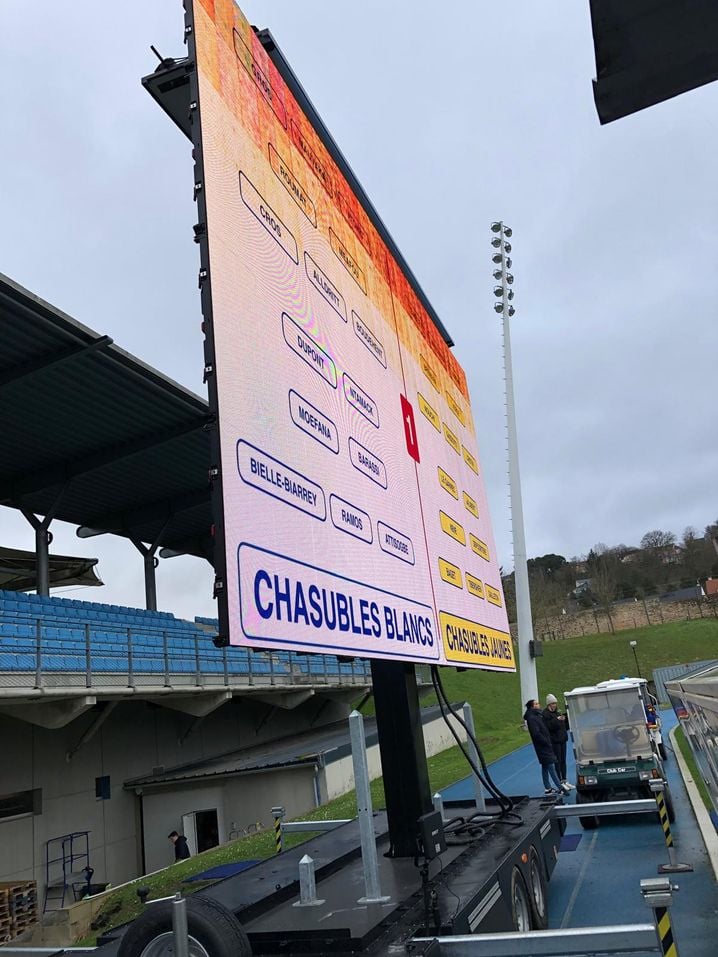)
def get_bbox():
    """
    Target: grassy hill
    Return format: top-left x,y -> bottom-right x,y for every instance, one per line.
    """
81,618 -> 717,939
